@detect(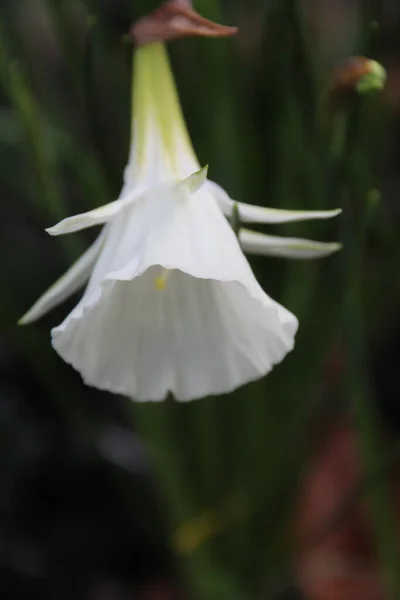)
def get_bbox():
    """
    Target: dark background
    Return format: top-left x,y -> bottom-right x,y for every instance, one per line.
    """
1,1 -> 400,598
